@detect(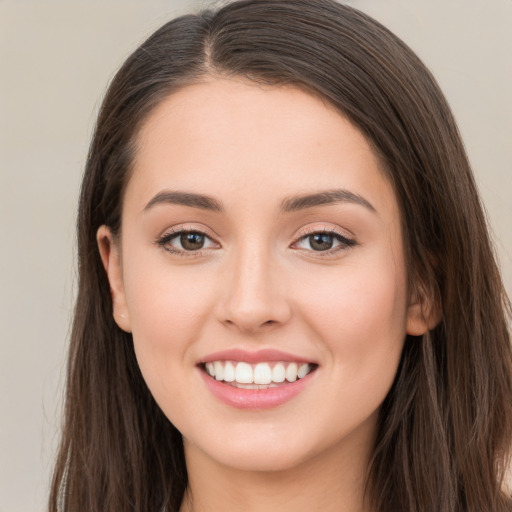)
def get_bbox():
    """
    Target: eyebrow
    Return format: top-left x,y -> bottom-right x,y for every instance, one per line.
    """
144,191 -> 224,212
280,189 -> 376,214
143,188 -> 376,214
